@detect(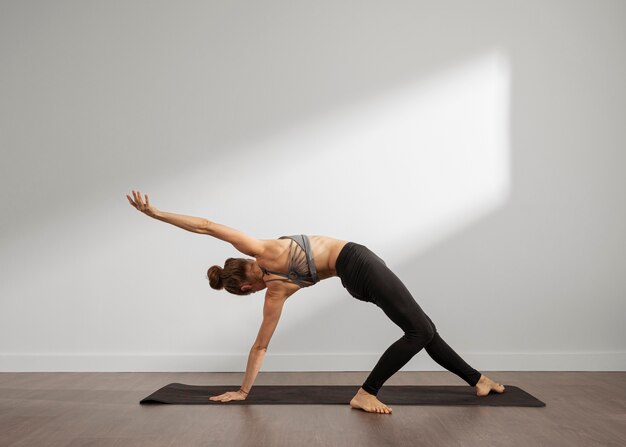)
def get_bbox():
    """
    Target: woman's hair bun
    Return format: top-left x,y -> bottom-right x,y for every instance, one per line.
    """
207,265 -> 224,290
